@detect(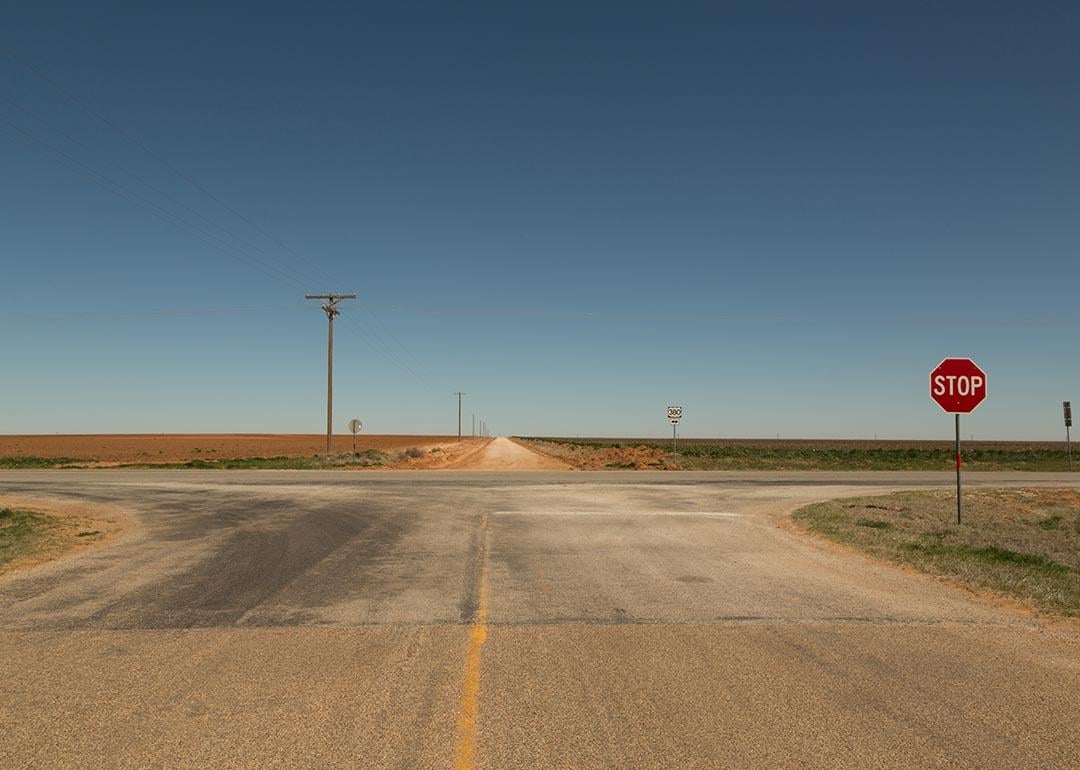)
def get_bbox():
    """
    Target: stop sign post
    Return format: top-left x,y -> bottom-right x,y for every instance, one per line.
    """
930,358 -> 988,525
